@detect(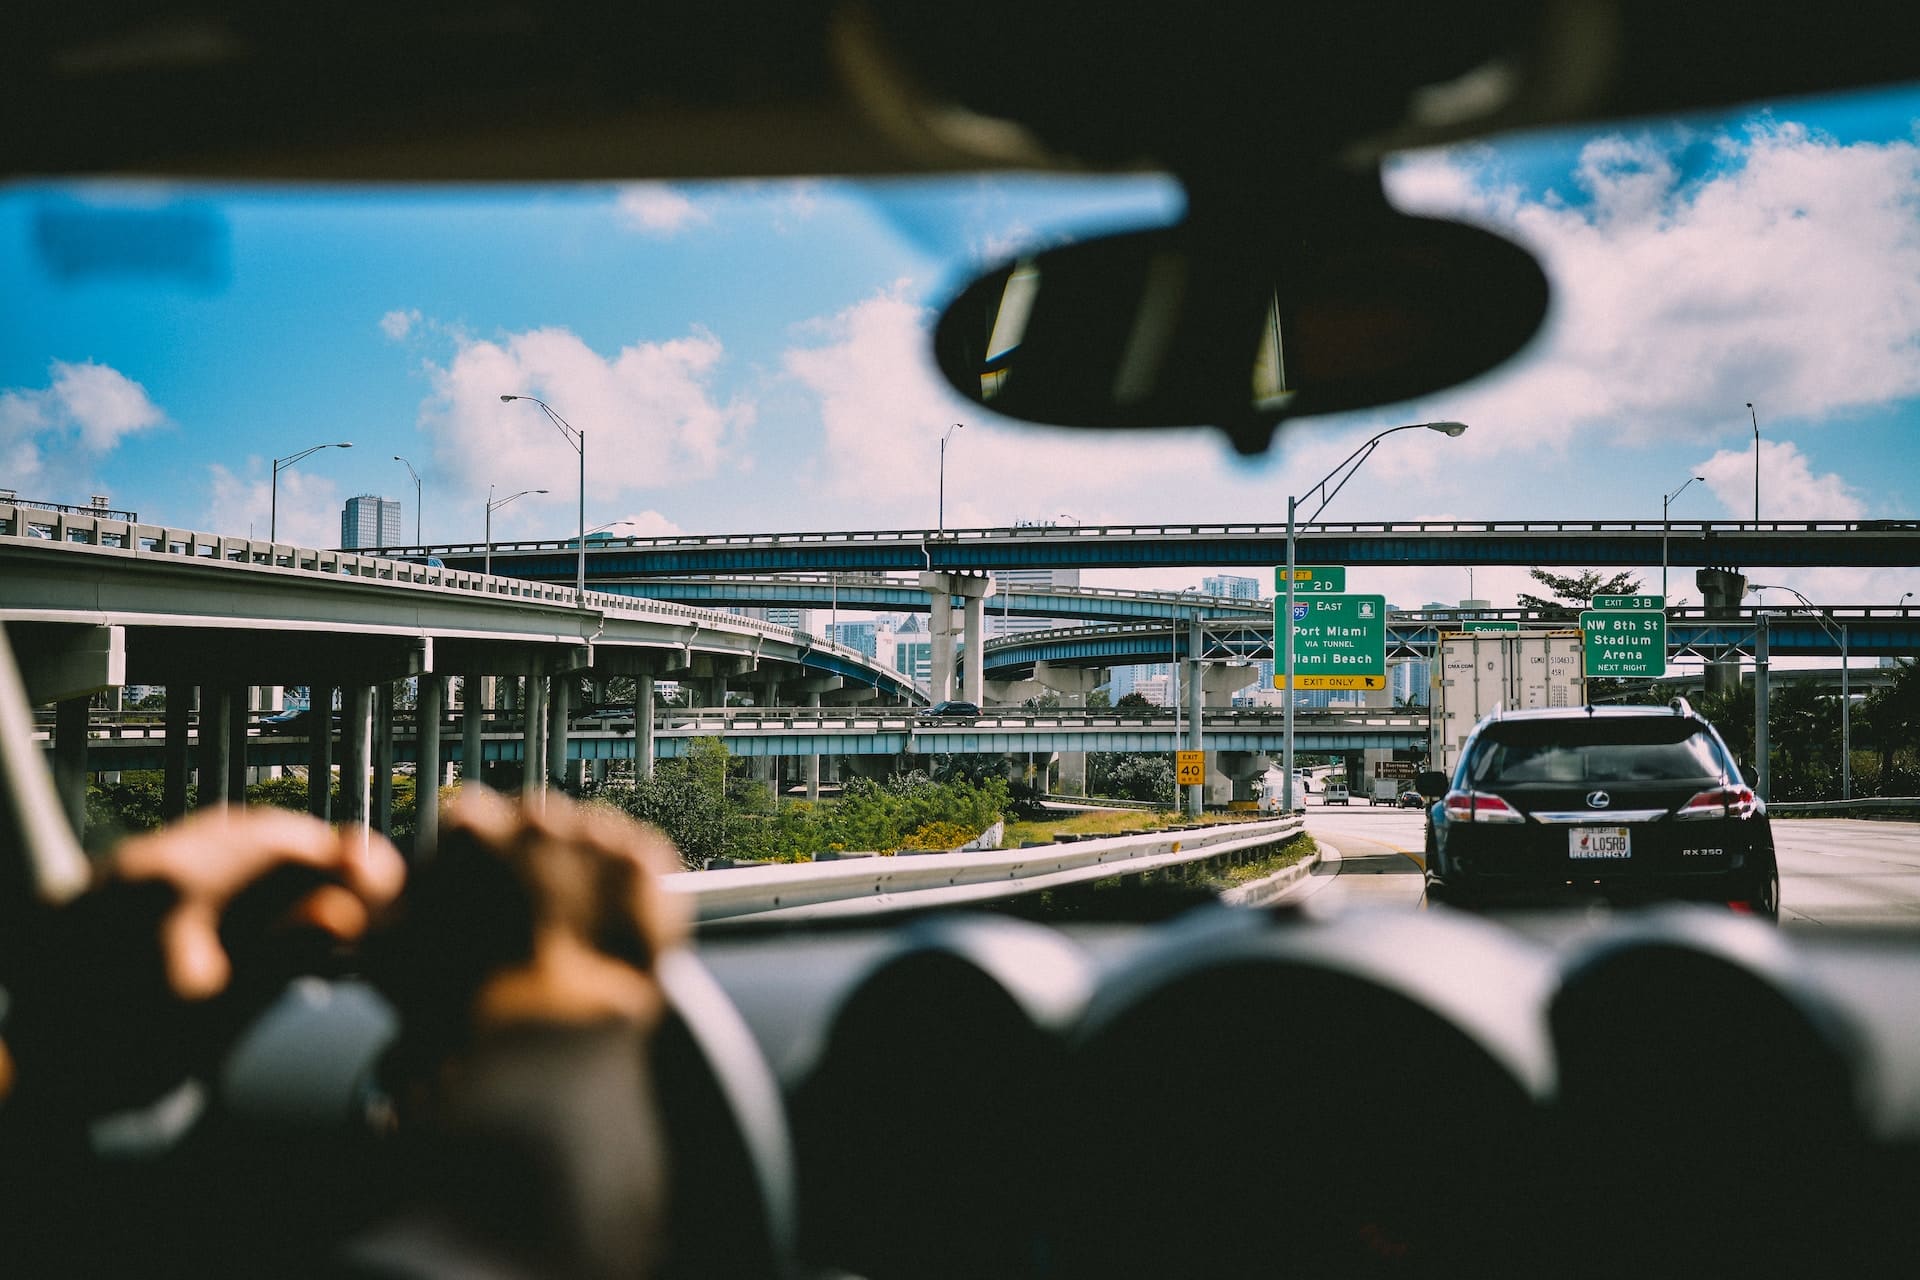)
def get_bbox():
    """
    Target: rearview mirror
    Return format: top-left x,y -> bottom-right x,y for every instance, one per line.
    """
1416,771 -> 1448,798
932,173 -> 1547,455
